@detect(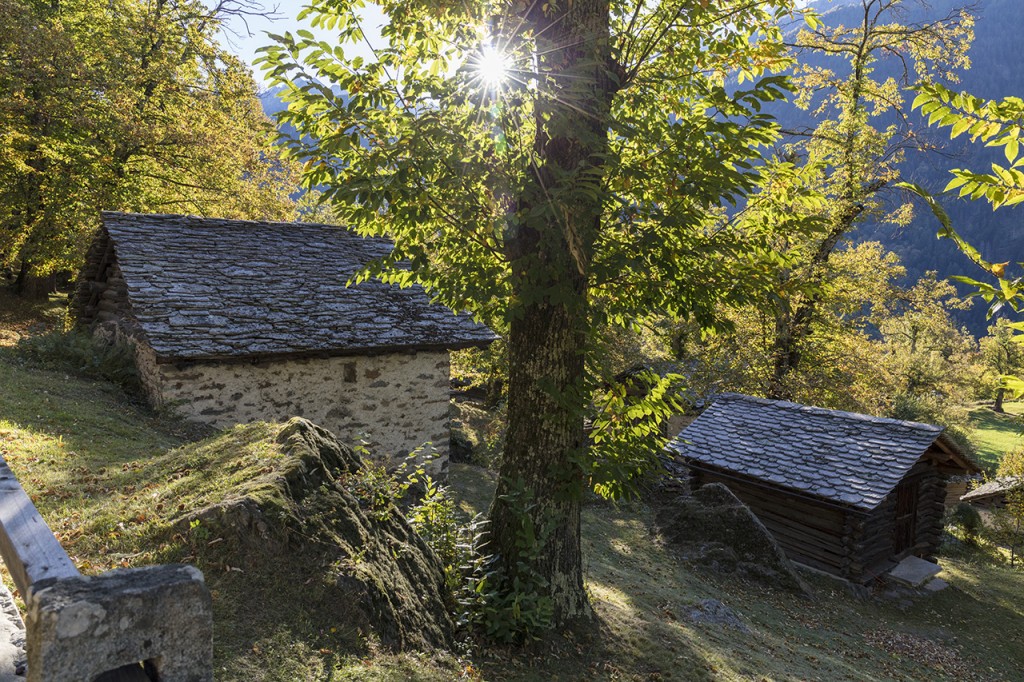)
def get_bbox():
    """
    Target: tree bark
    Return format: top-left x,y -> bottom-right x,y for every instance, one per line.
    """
485,0 -> 616,627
